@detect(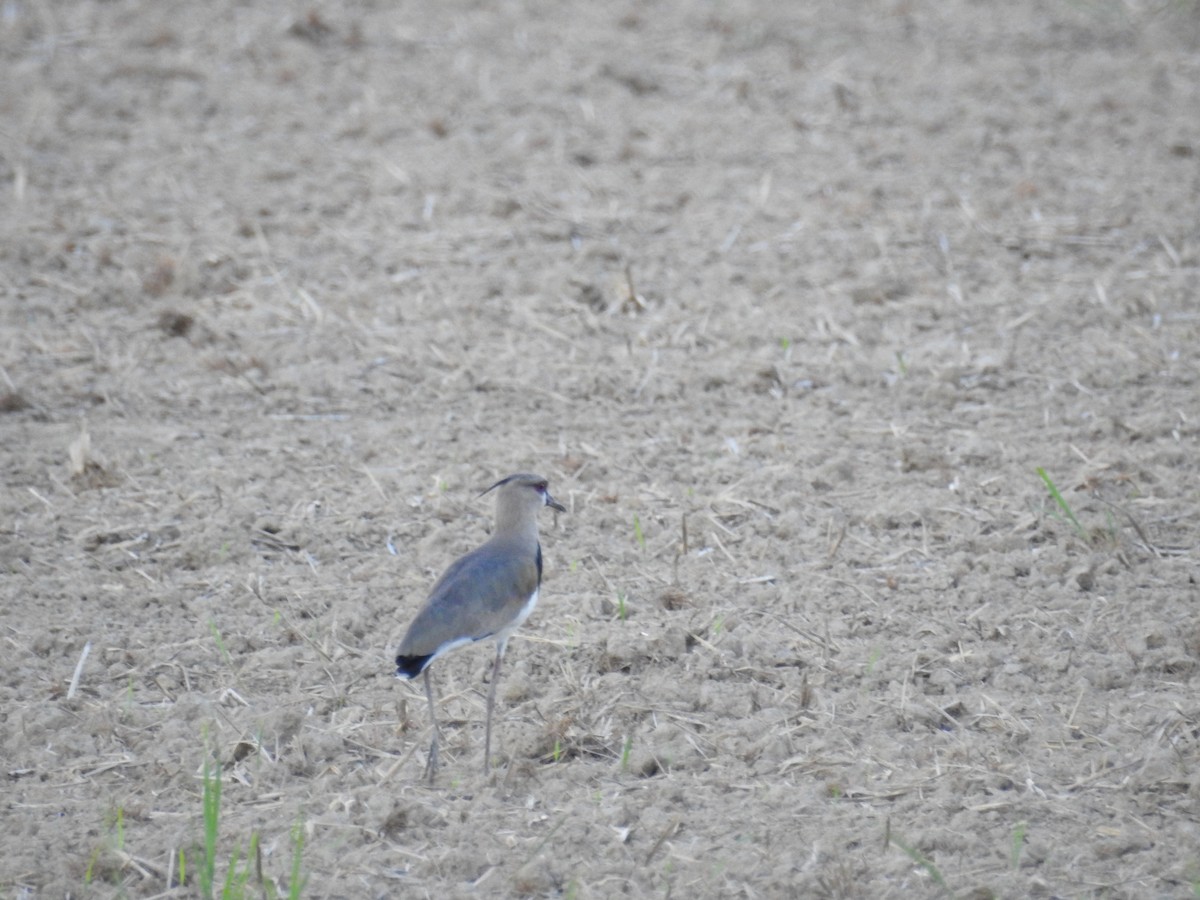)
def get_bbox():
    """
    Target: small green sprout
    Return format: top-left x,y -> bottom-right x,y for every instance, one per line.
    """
1011,821 -> 1028,869
620,735 -> 634,772
1037,467 -> 1085,537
